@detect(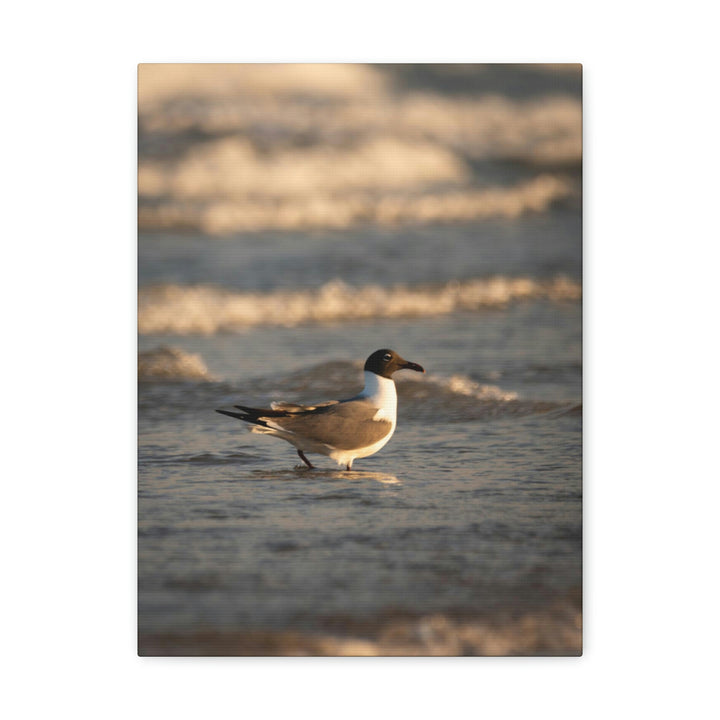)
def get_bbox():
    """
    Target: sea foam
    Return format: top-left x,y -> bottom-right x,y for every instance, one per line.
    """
138,276 -> 581,335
